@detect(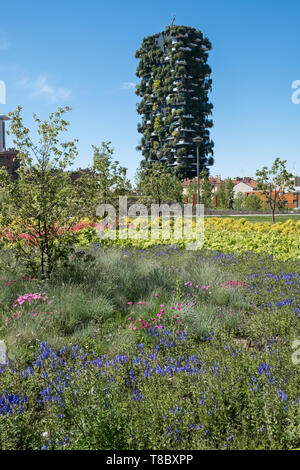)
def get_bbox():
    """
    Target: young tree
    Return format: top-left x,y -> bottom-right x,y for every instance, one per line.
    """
255,158 -> 295,222
0,106 -> 89,277
200,171 -> 213,209
75,142 -> 132,219
186,178 -> 197,202
233,192 -> 245,211
225,178 -> 235,209
243,193 -> 263,211
135,162 -> 183,205
92,142 -> 132,204
215,181 -> 227,209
